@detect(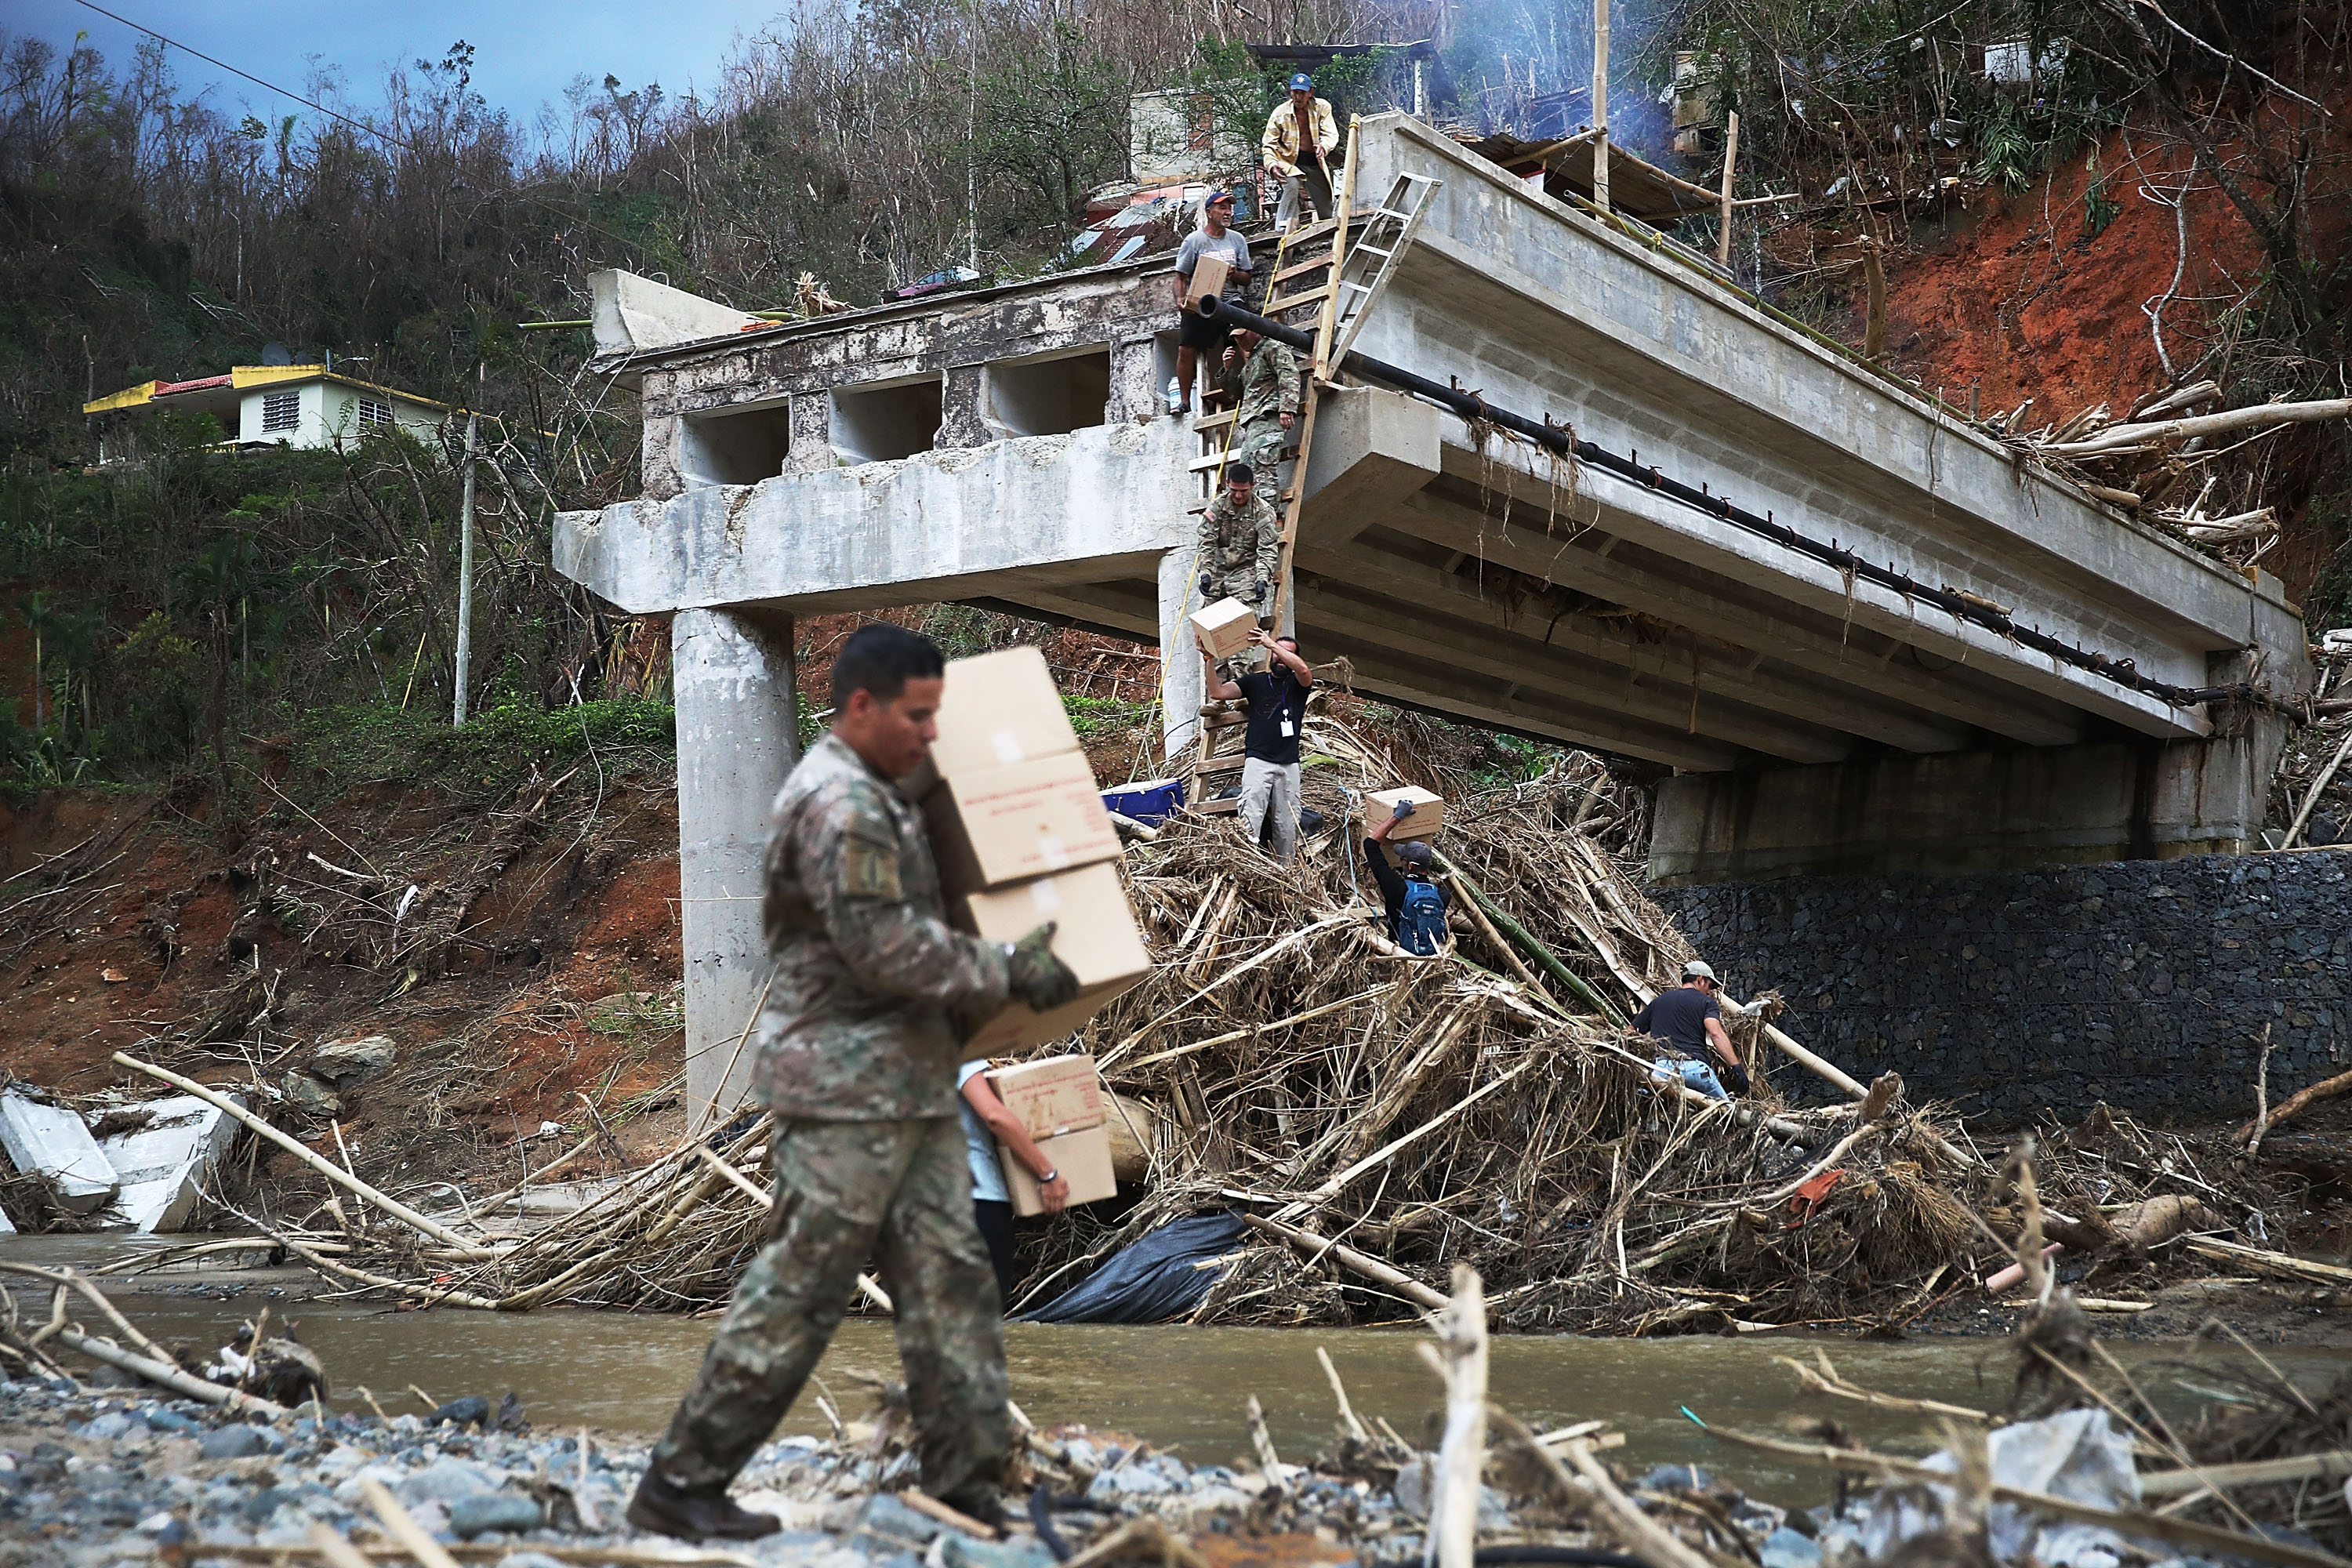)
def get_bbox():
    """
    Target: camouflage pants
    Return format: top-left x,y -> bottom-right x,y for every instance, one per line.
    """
648,1116 -> 1009,1504
1234,416 -> 1287,482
